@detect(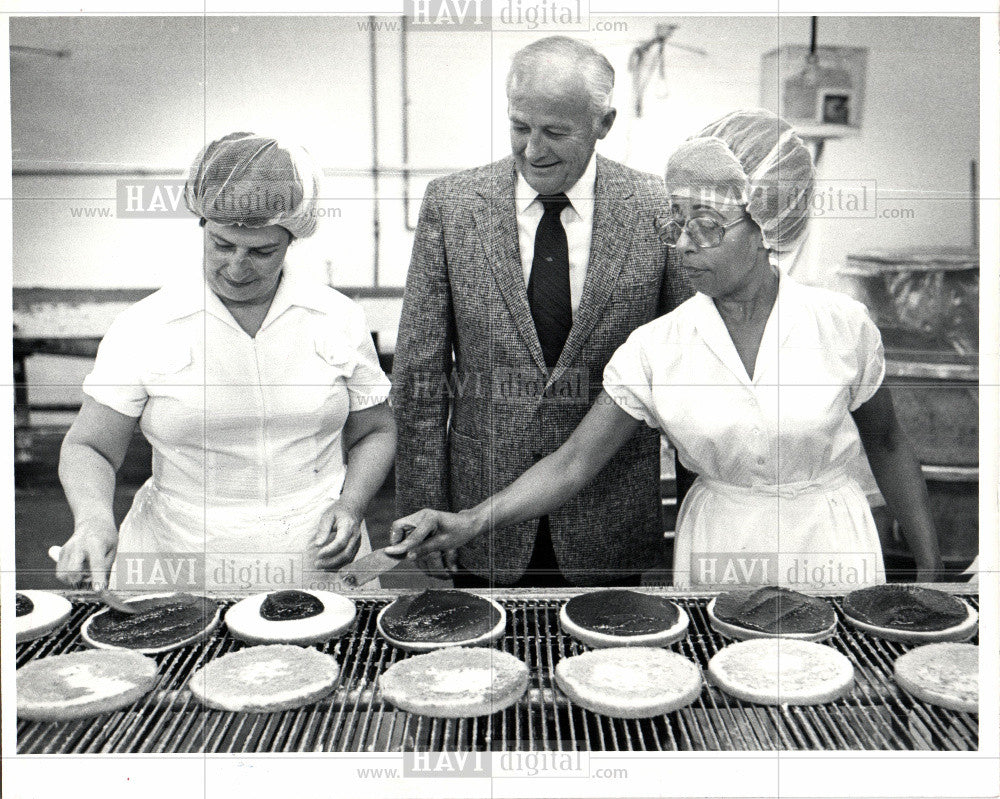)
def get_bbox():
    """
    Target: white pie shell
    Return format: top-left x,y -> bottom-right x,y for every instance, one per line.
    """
225,590 -> 357,645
